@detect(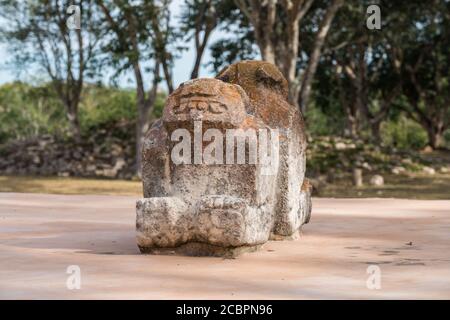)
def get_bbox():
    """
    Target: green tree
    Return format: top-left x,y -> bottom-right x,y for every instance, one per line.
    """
0,82 -> 66,143
234,0 -> 344,112
399,0 -> 450,149
180,0 -> 218,79
96,0 -> 178,174
208,1 -> 257,72
0,0 -> 105,139
315,0 -> 407,141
